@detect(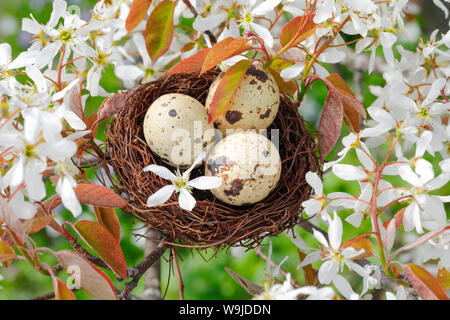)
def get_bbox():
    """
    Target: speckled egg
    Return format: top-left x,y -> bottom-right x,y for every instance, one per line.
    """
143,93 -> 215,167
205,64 -> 280,133
204,131 -> 282,206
